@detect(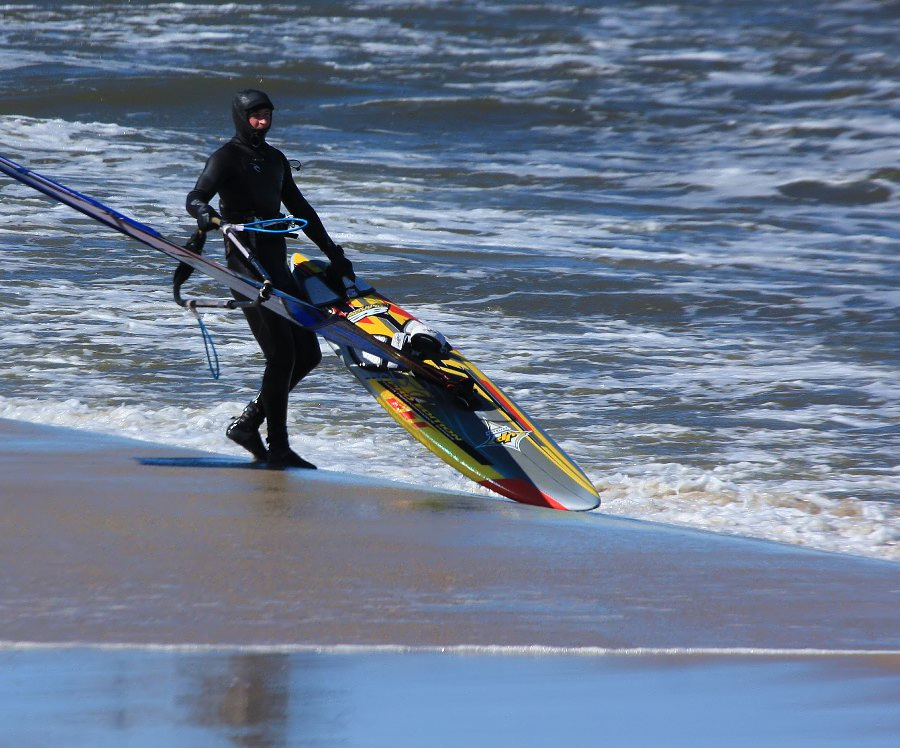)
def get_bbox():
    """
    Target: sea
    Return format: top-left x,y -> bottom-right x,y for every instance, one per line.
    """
0,0 -> 897,561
